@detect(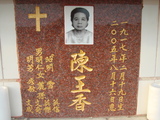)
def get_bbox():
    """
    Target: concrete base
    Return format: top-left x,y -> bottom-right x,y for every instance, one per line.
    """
12,115 -> 148,120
